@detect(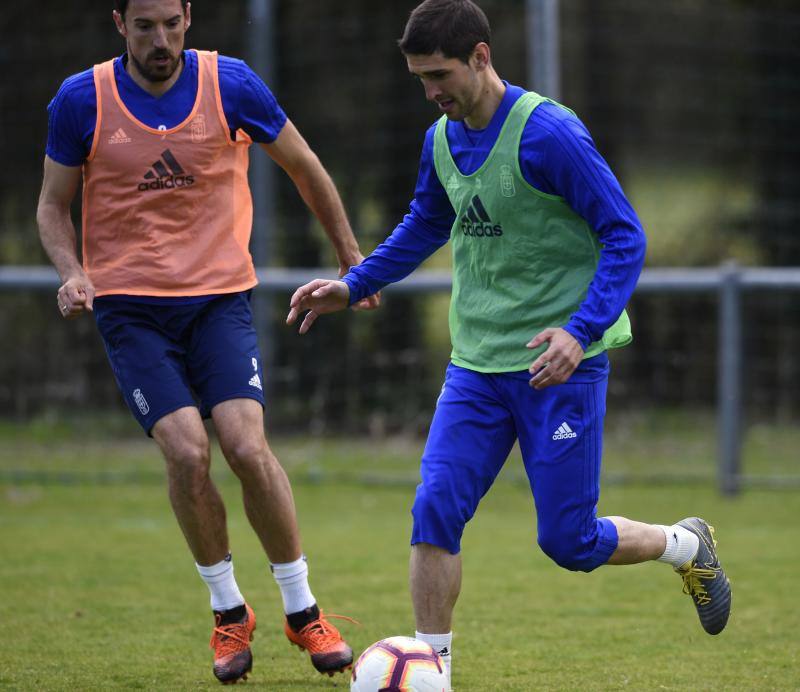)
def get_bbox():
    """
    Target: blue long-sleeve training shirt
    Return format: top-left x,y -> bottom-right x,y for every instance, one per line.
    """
343,83 -> 646,351
46,49 -> 287,166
